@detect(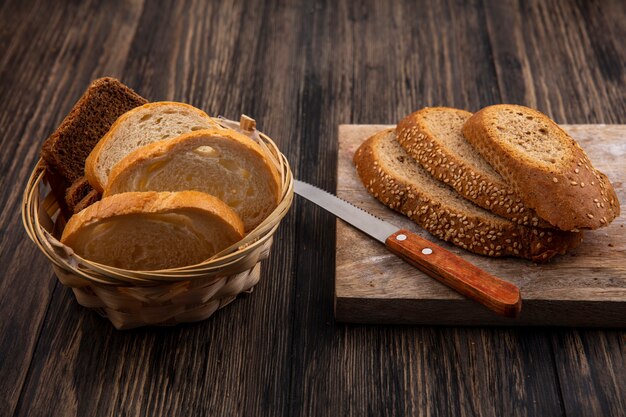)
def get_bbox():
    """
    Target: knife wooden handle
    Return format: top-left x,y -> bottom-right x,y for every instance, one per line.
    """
385,229 -> 521,317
